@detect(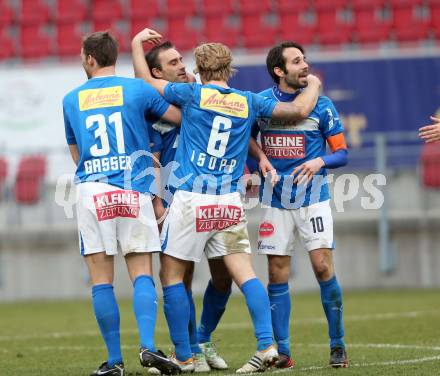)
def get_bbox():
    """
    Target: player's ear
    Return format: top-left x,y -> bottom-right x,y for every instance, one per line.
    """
273,67 -> 284,80
151,67 -> 164,79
